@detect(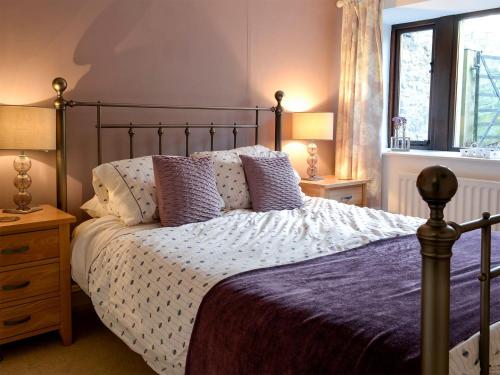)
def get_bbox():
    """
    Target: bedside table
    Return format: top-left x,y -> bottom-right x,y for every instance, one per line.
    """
0,205 -> 75,347
300,175 -> 370,207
